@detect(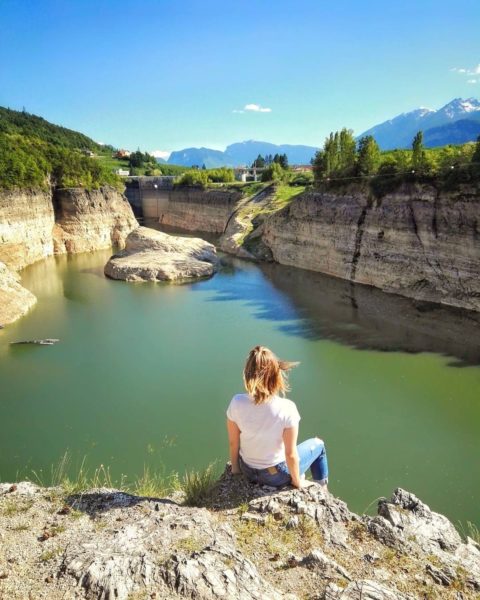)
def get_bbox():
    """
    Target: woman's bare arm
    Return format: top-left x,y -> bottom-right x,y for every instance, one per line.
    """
283,426 -> 301,488
226,418 -> 241,474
